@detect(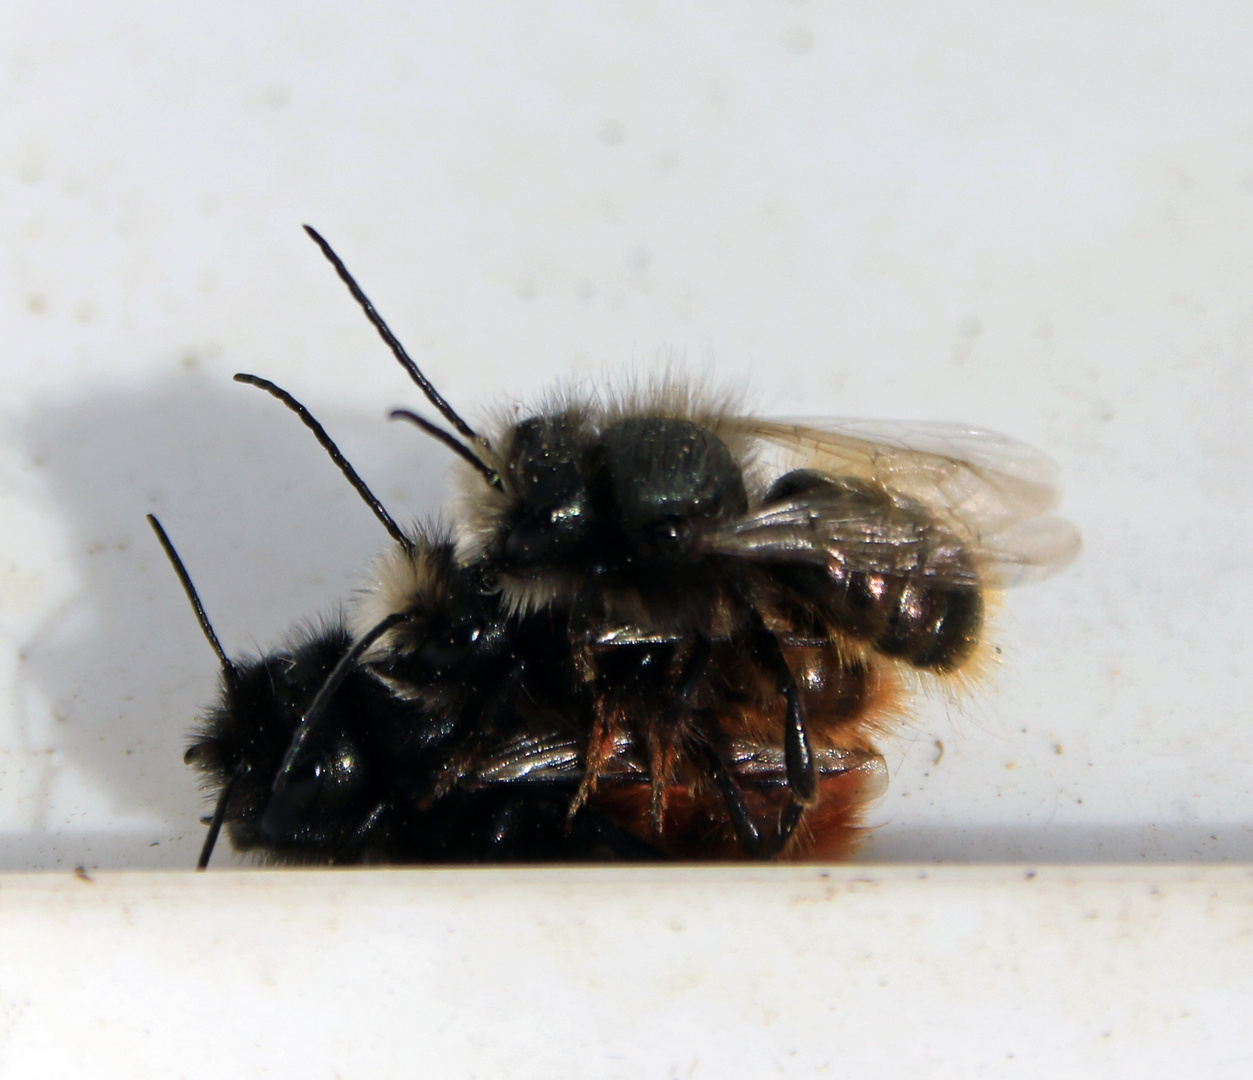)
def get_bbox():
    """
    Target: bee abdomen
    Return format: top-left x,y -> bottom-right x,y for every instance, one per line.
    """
845,570 -> 983,672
